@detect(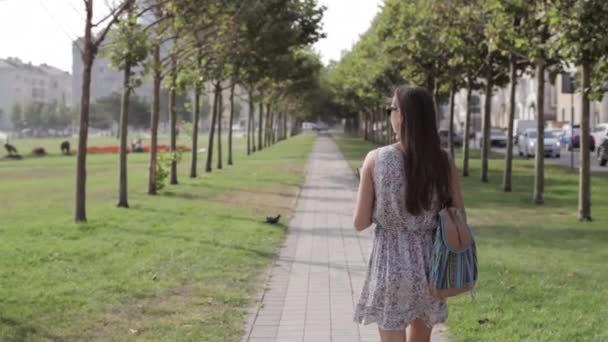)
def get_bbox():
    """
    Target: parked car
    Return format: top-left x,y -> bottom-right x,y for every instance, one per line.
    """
513,119 -> 536,144
562,128 -> 596,152
518,129 -> 561,158
439,130 -> 463,148
490,128 -> 507,147
591,123 -> 608,145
